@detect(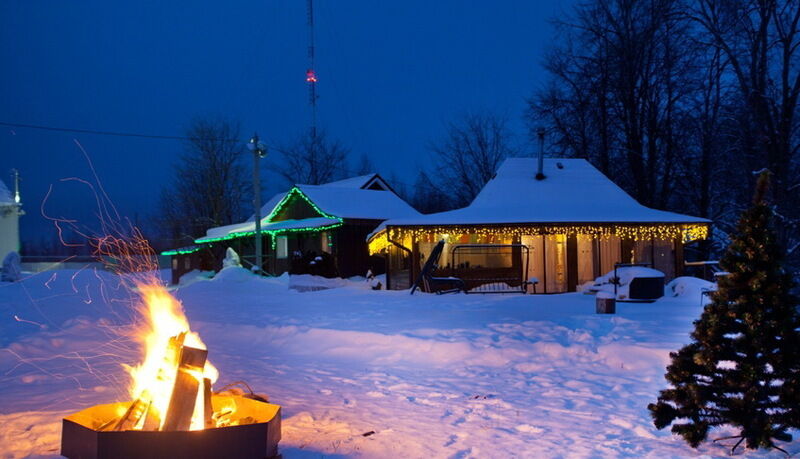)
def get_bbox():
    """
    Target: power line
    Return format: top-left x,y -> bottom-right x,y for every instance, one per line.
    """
1,120 -> 420,189
0,121 -> 240,142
